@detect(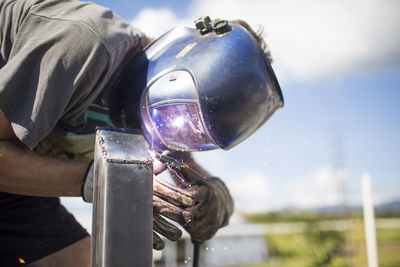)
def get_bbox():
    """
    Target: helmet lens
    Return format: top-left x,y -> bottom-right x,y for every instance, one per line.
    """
150,103 -> 217,151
